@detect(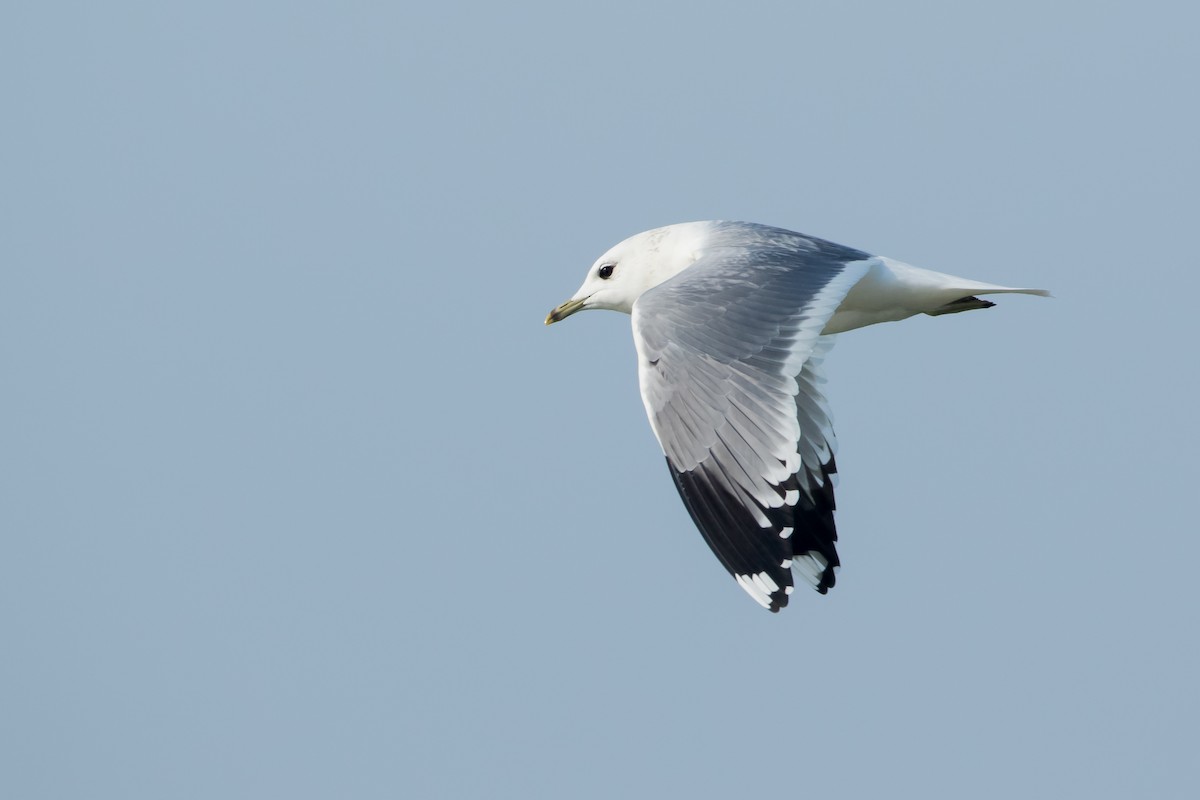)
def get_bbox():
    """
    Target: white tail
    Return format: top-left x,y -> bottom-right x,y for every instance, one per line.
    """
824,257 -> 1049,334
